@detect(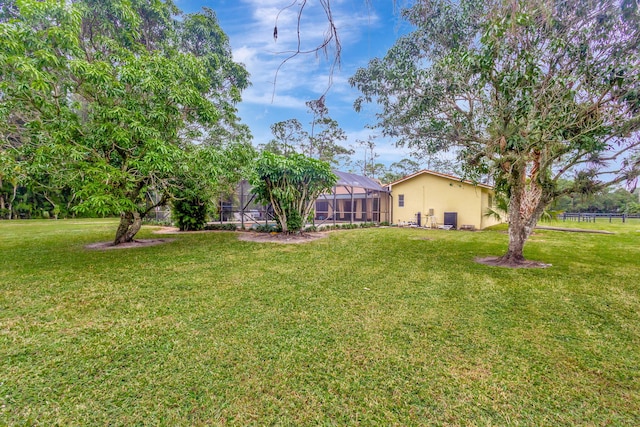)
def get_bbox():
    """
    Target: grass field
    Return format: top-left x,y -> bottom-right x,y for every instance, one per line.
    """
1,219 -> 639,425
